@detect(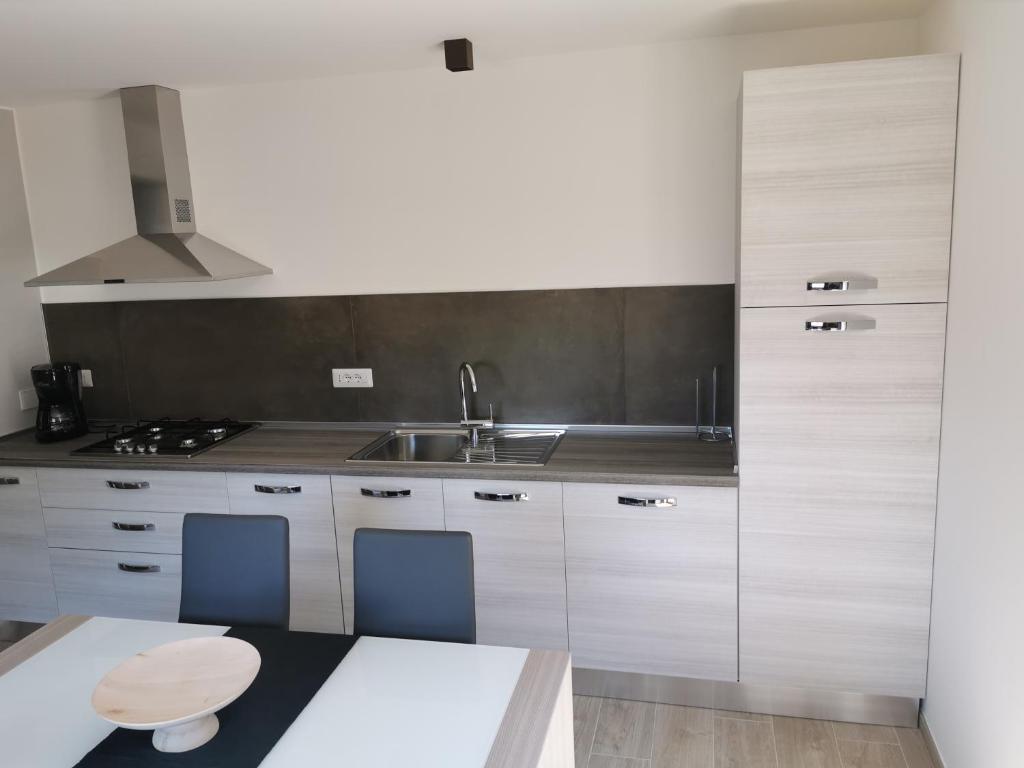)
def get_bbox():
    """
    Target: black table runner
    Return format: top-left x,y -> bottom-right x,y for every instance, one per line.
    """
75,627 -> 357,768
